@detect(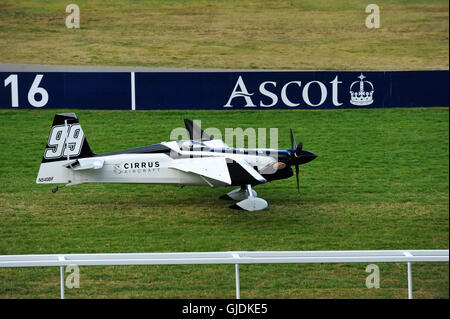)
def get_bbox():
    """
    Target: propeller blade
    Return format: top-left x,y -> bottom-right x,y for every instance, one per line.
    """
290,128 -> 296,150
295,141 -> 303,157
290,129 -> 303,194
